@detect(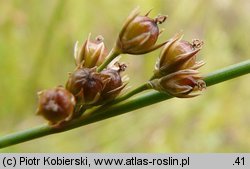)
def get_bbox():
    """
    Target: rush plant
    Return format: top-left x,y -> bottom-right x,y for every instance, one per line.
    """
0,7 -> 249,148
